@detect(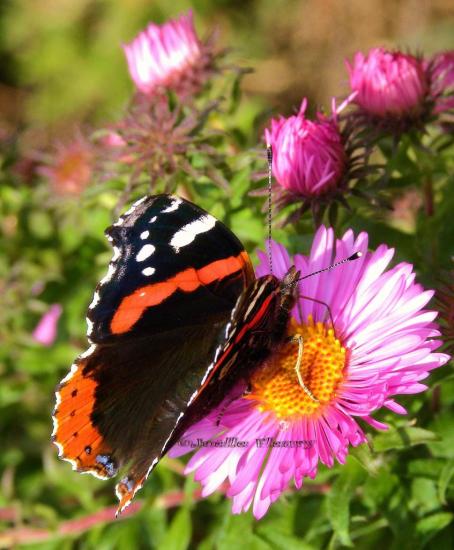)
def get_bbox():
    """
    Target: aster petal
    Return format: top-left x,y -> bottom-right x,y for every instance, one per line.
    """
384,399 -> 408,415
